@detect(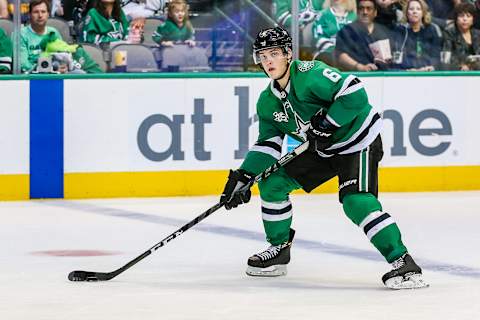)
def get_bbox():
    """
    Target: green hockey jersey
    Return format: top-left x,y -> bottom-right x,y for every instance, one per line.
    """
152,19 -> 194,44
274,0 -> 324,28
240,60 -> 381,176
0,28 -> 12,73
312,8 -> 356,52
82,8 -> 129,44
